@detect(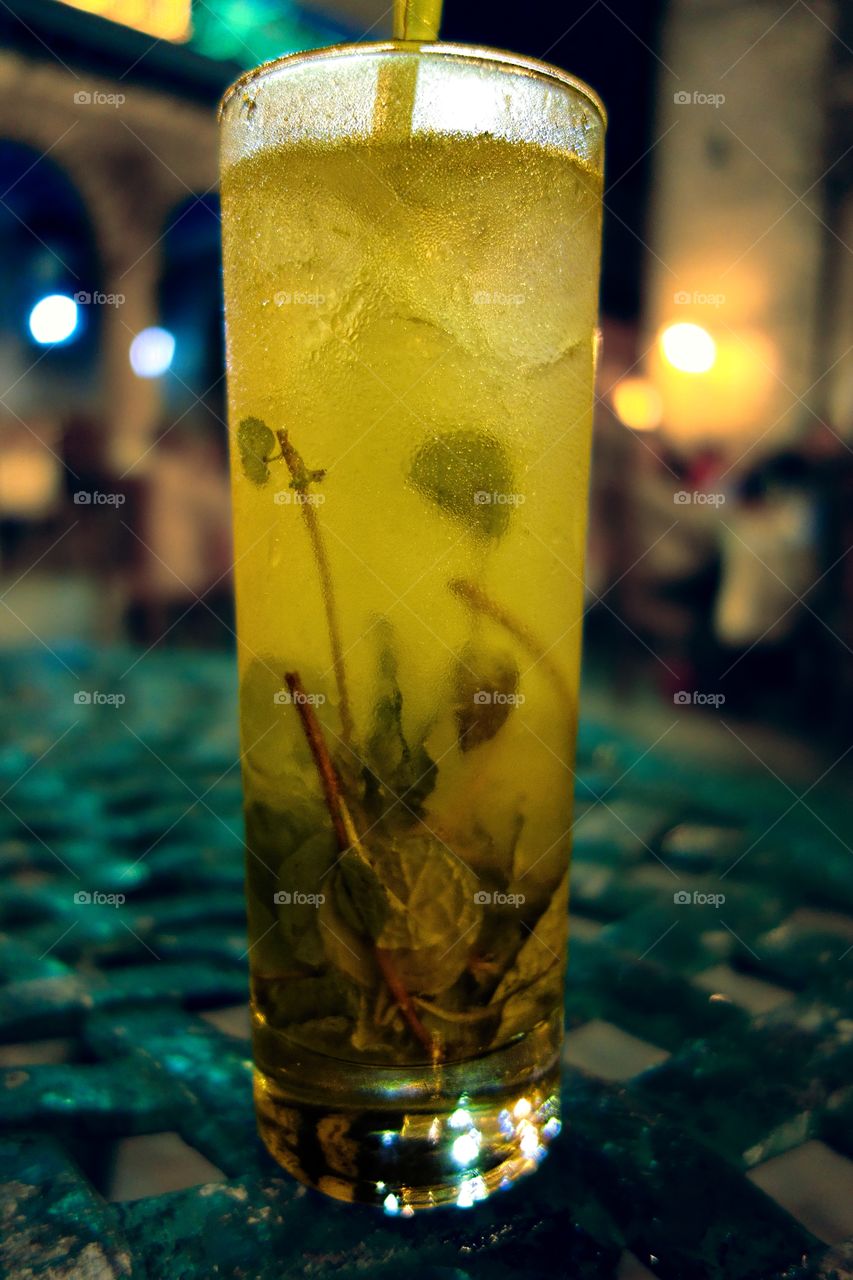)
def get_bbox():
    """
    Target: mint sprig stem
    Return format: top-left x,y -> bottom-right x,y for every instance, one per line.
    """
284,670 -> 436,1059
449,577 -> 572,706
278,431 -> 354,744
